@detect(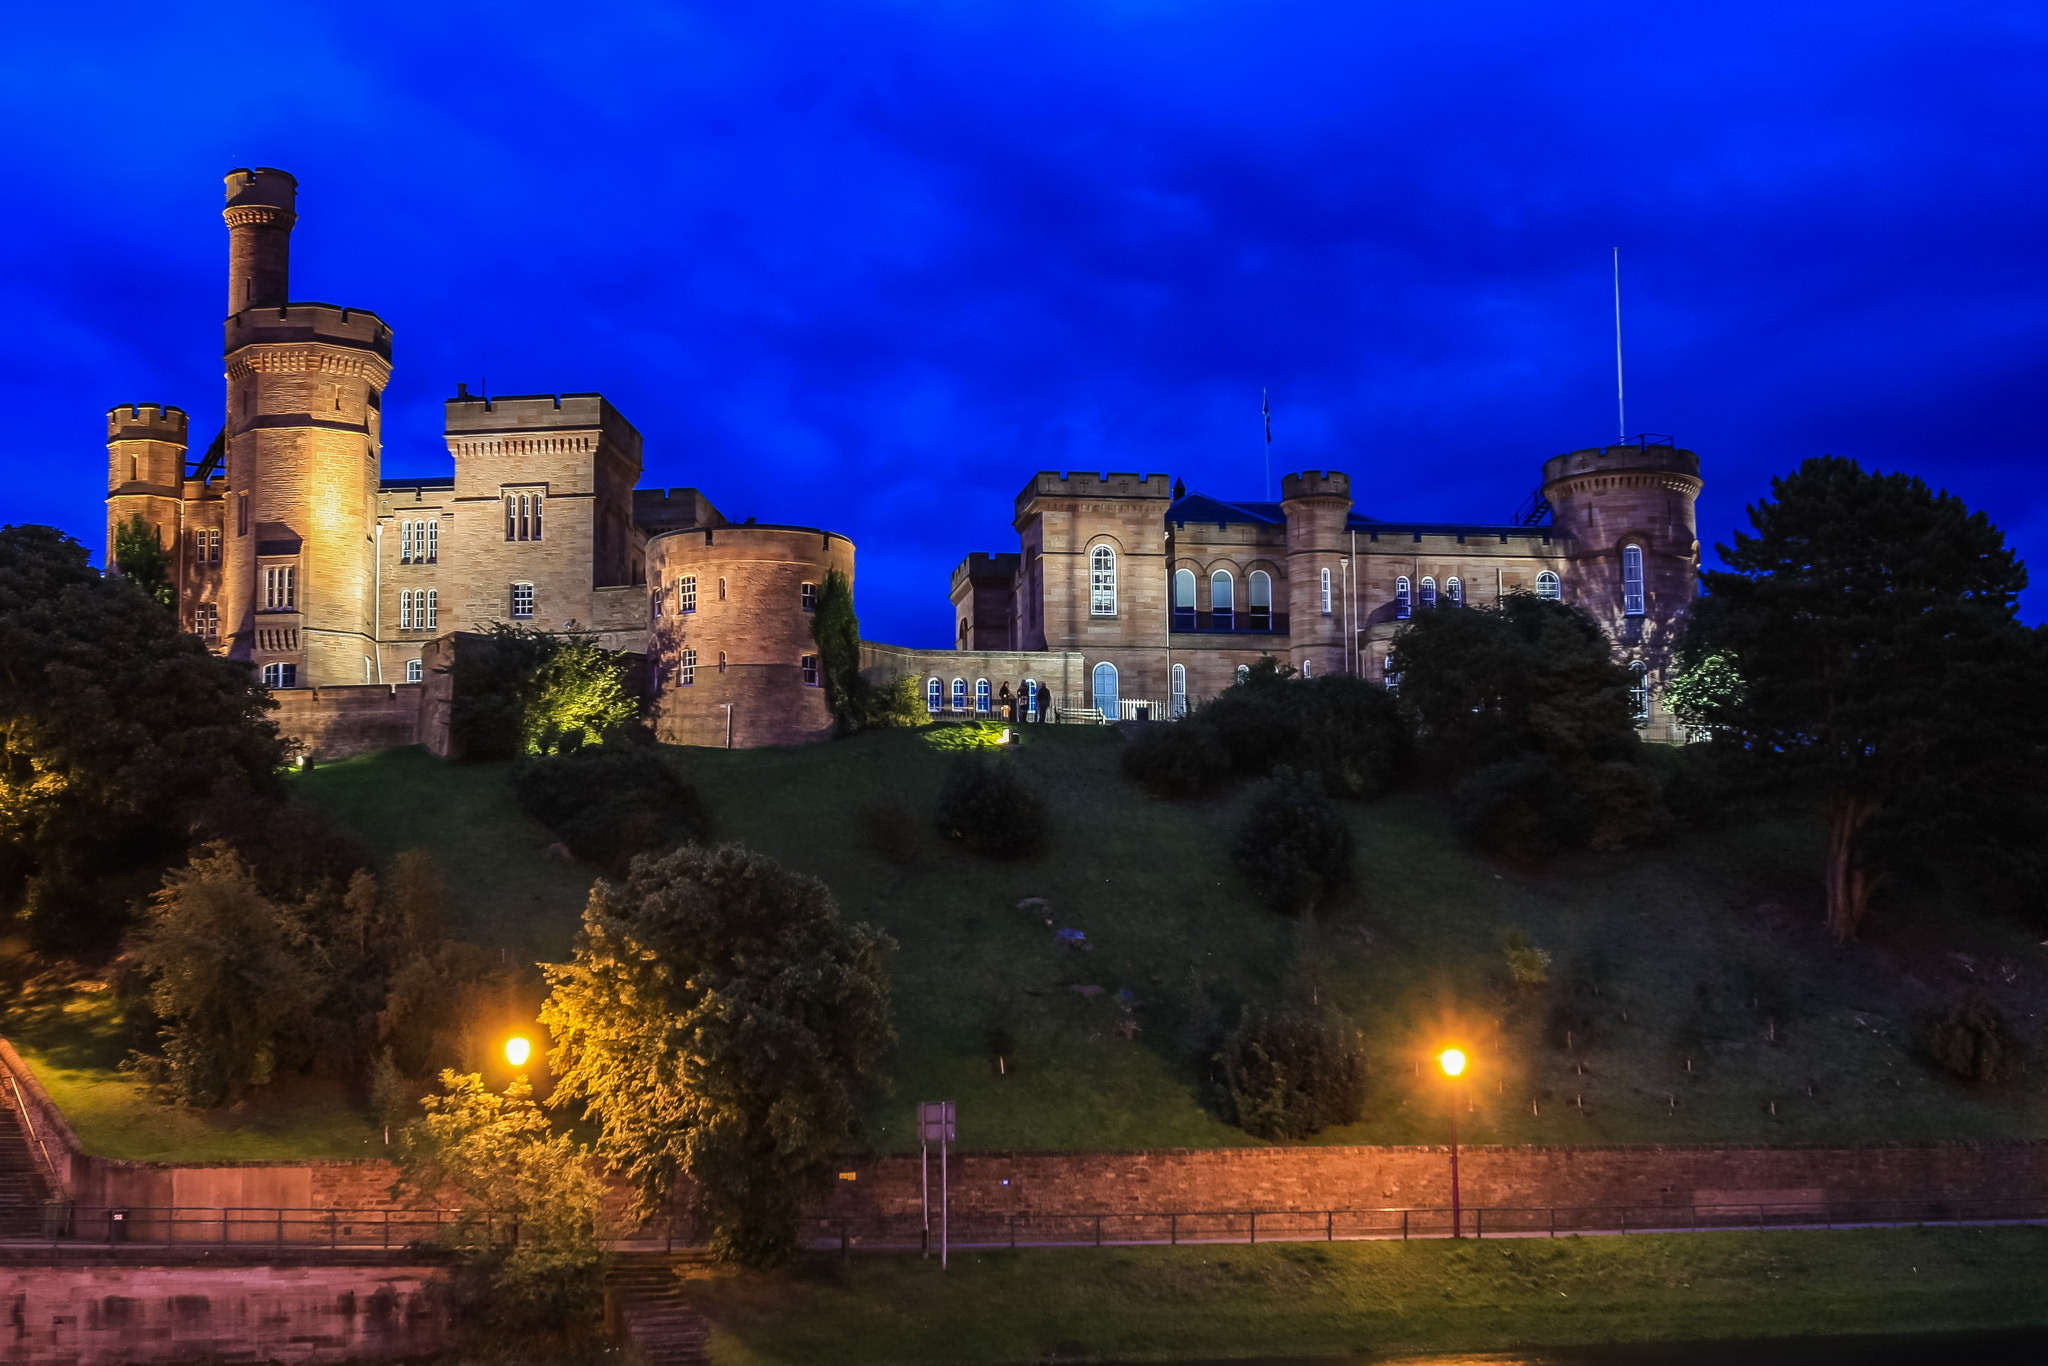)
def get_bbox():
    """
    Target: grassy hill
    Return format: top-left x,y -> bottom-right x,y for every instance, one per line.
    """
289,726 -> 2047,1156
